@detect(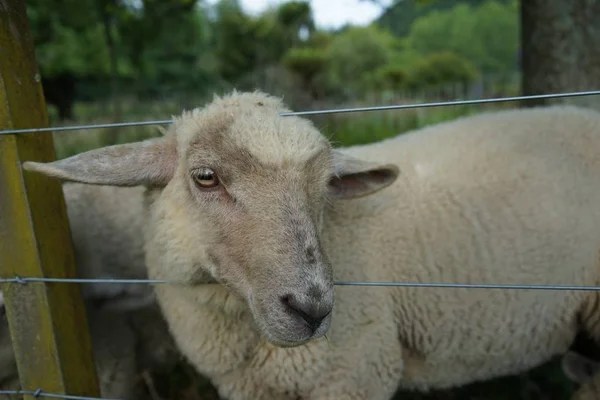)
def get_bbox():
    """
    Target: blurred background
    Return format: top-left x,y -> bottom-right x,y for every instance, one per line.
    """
25,0 -> 600,398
